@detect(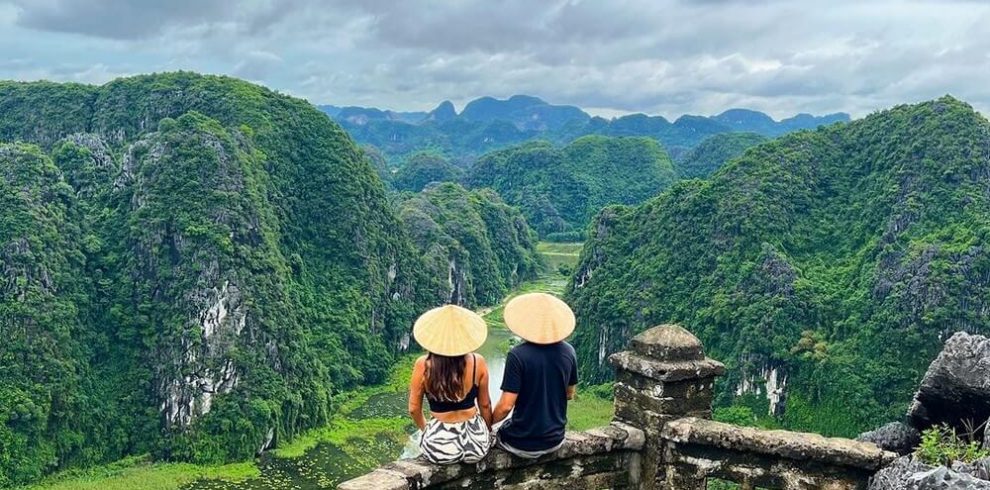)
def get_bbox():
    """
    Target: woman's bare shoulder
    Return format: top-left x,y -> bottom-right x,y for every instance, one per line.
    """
473,353 -> 488,368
